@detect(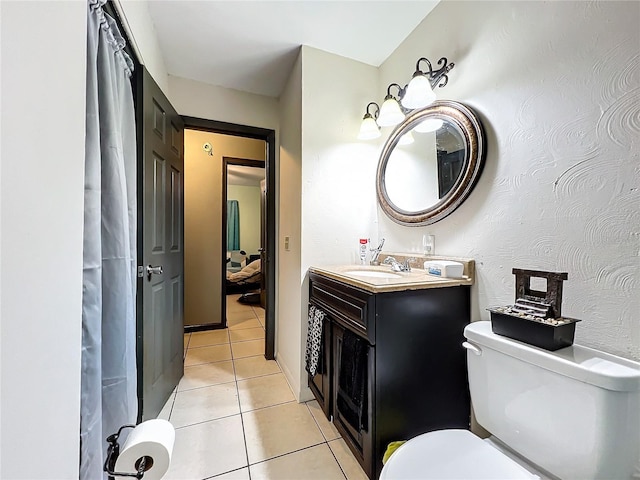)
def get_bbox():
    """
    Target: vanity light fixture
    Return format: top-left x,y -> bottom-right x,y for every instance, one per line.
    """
414,117 -> 444,133
357,102 -> 382,140
398,131 -> 415,146
401,57 -> 455,110
377,83 -> 406,127
357,56 -> 454,141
